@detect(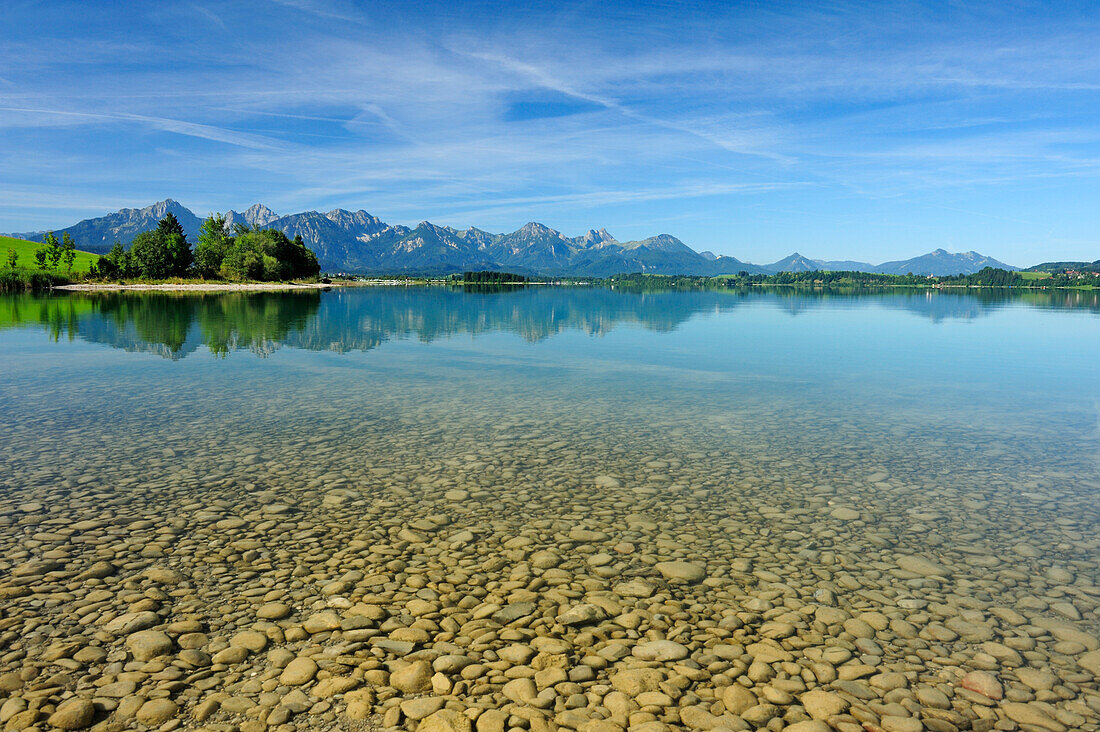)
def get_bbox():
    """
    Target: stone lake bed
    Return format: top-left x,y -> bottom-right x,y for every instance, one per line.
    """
1,288 -> 1098,731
